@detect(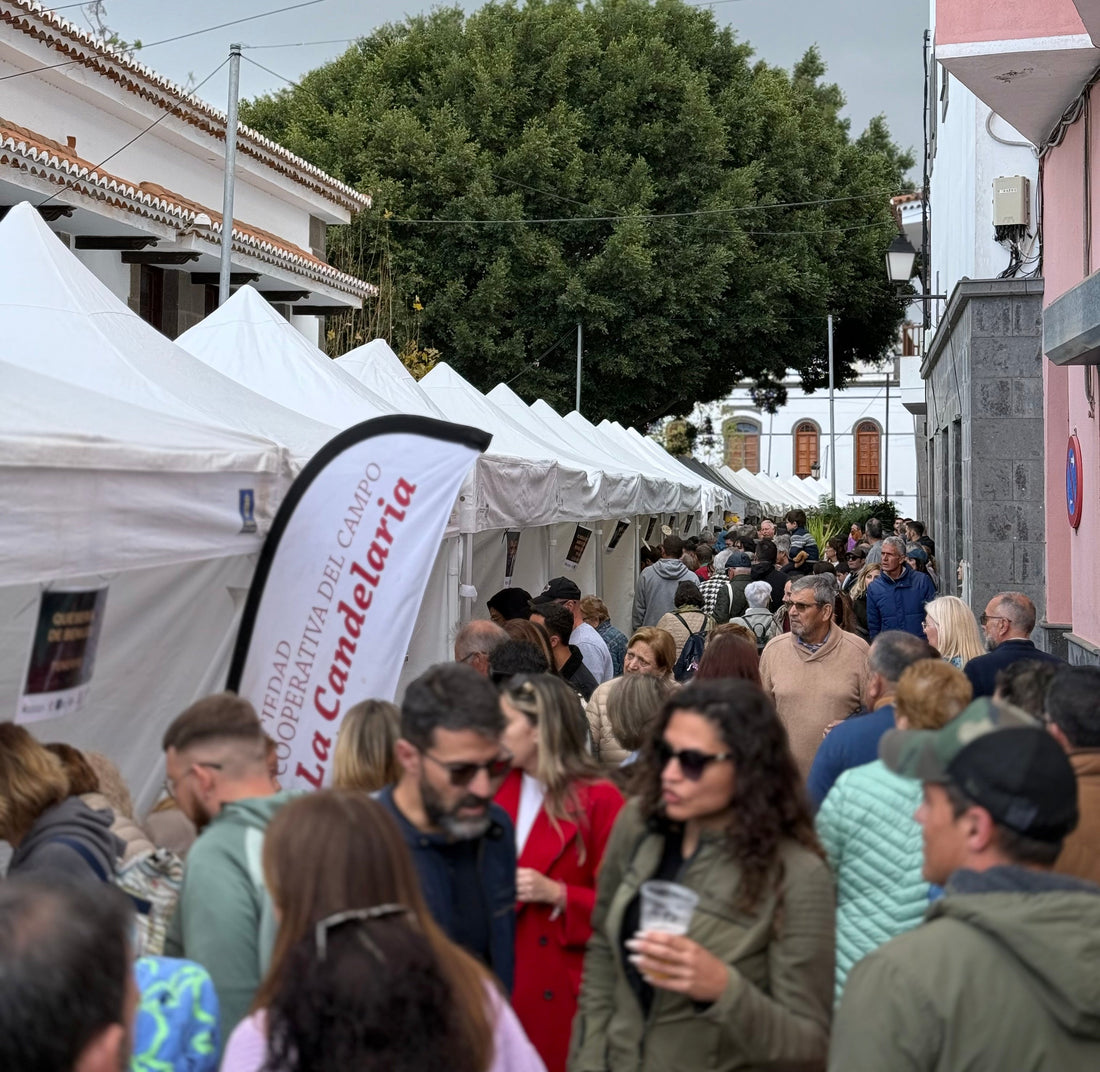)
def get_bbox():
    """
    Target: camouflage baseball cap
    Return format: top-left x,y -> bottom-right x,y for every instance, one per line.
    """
878,696 -> 1038,782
